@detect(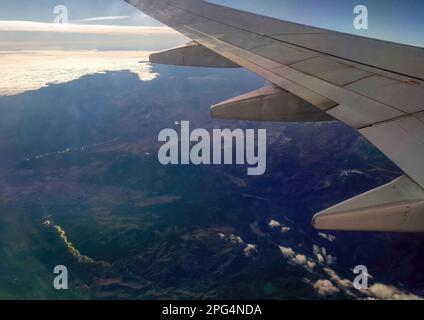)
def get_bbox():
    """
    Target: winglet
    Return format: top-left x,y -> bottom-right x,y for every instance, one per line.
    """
312,175 -> 424,232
